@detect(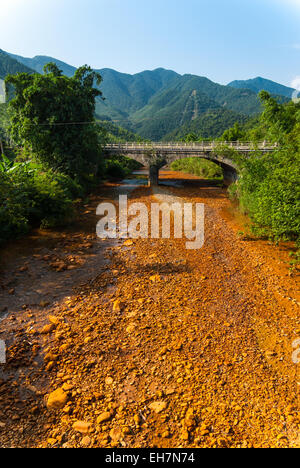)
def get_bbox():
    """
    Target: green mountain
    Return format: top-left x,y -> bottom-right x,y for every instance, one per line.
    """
2,50 -> 291,140
0,49 -> 35,80
163,109 -> 249,141
228,77 -> 295,99
7,51 -> 77,77
130,74 -> 261,139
